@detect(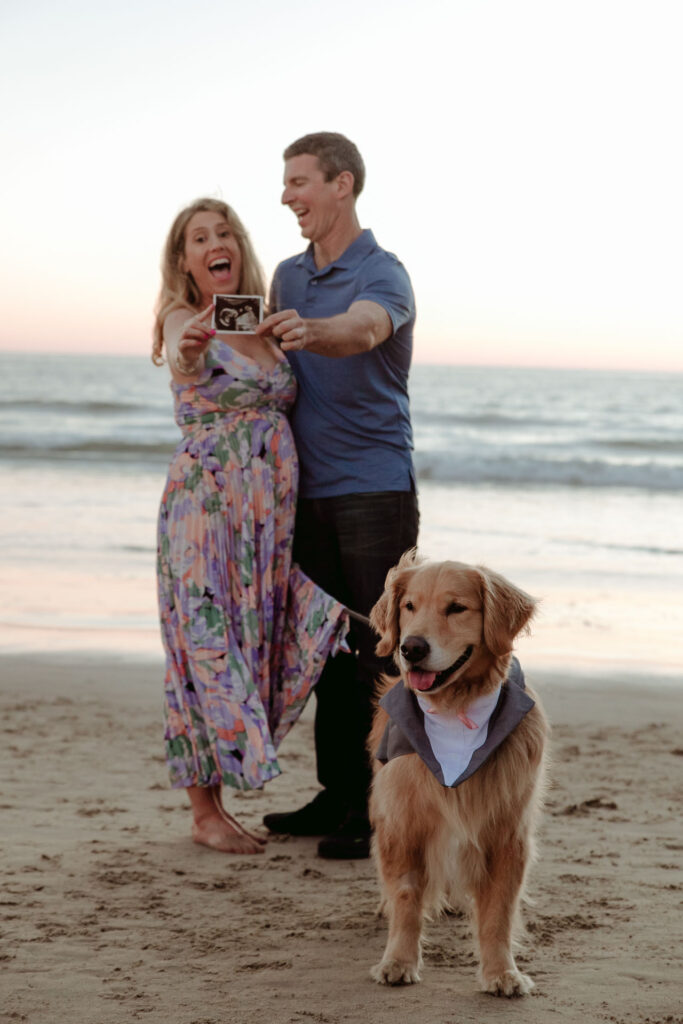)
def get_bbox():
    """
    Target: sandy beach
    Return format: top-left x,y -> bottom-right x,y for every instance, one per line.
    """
1,651 -> 681,1024
1,359 -> 681,1022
